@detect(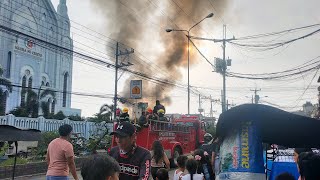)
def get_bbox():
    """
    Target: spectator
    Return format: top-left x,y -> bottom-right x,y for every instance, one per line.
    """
180,159 -> 204,180
294,148 -> 312,180
153,100 -> 165,114
275,173 -> 296,180
81,155 -> 120,180
109,122 -> 151,180
298,152 -> 320,180
151,140 -> 170,180
200,134 -> 217,167
156,168 -> 169,180
173,155 -> 188,180
193,149 -> 214,180
46,124 -> 79,180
